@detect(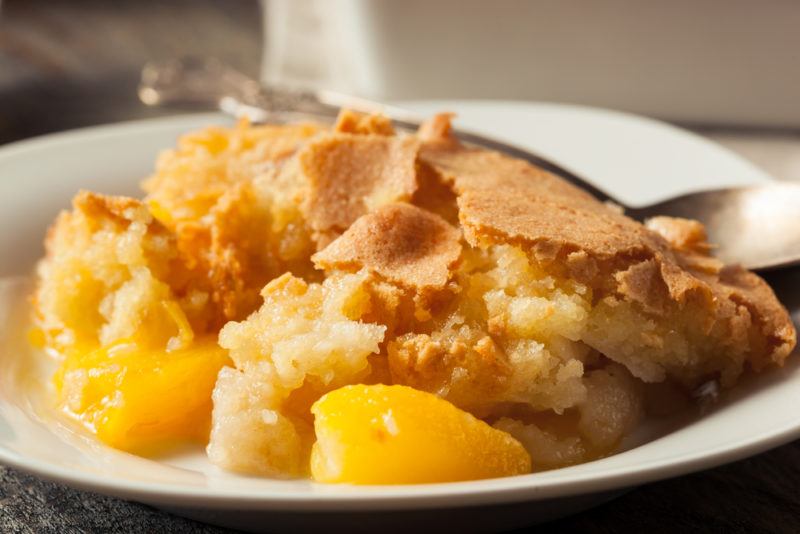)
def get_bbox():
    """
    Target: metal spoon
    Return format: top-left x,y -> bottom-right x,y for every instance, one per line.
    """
138,57 -> 800,271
